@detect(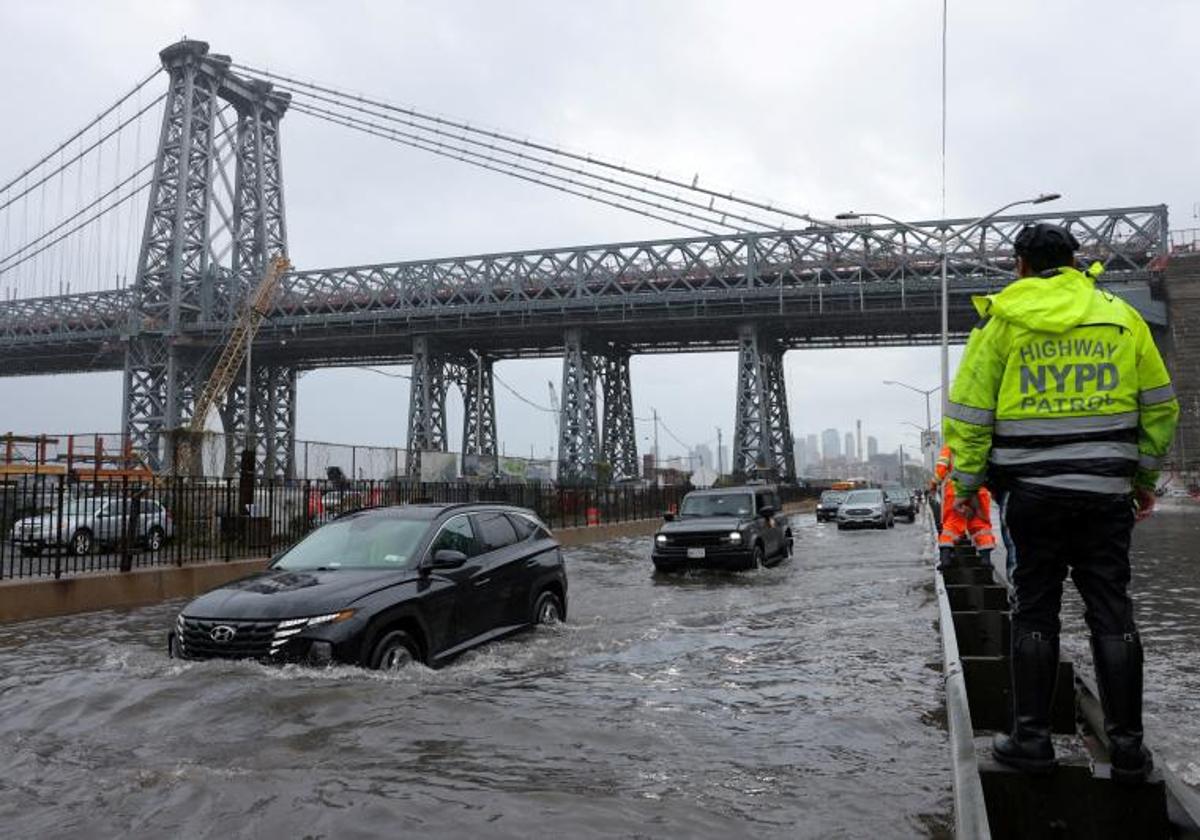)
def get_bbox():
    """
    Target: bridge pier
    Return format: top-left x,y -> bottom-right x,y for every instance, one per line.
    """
732,324 -> 796,482
406,336 -> 449,478
455,353 -> 498,464
558,328 -> 600,485
598,350 -> 639,480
